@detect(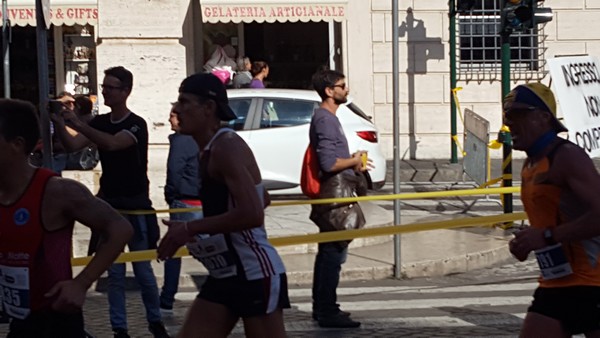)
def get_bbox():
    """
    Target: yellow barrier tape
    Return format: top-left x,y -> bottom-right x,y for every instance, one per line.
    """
113,187 -> 521,214
71,212 -> 527,266
502,153 -> 512,171
270,186 -> 520,207
451,135 -> 467,157
451,87 -> 466,156
451,87 -> 465,126
477,177 -> 503,189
